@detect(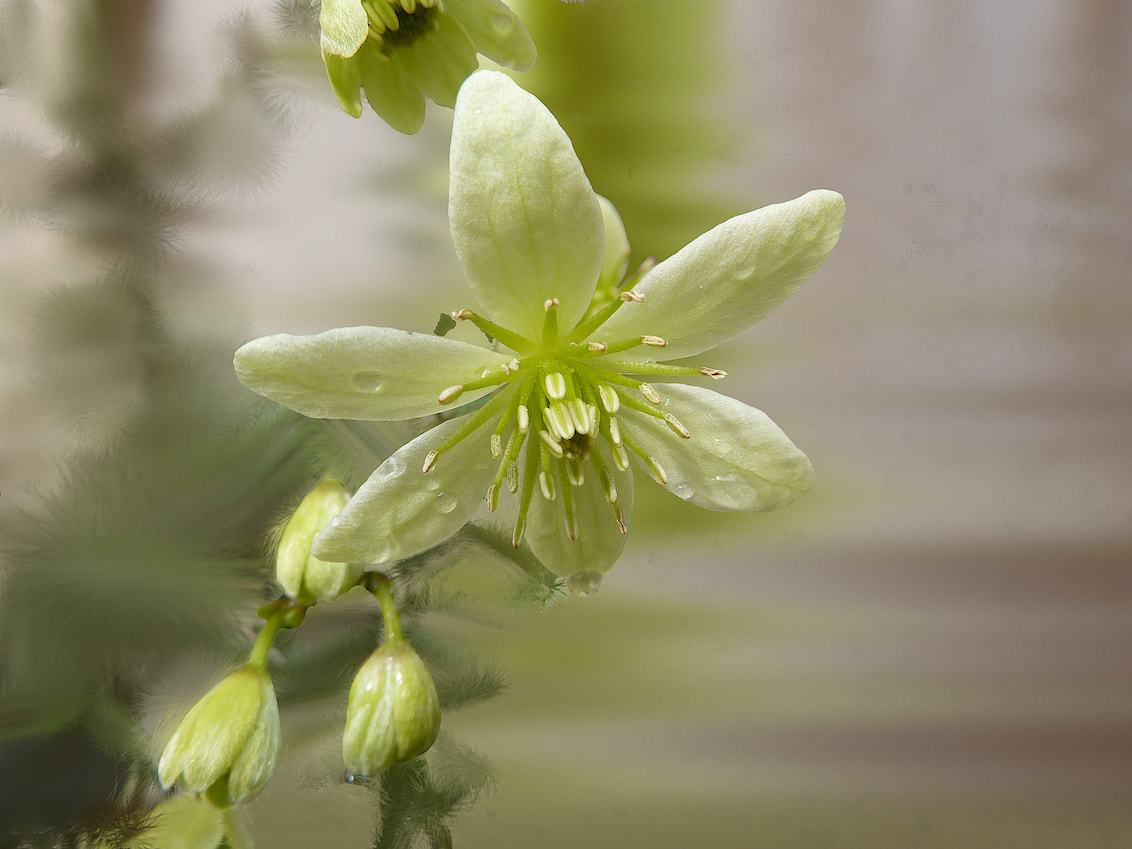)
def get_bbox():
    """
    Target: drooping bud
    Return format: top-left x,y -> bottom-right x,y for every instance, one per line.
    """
158,667 -> 281,808
276,480 -> 362,603
342,634 -> 442,776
